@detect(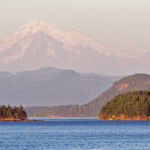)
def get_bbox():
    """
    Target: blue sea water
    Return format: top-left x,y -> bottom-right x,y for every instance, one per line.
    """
0,118 -> 150,150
